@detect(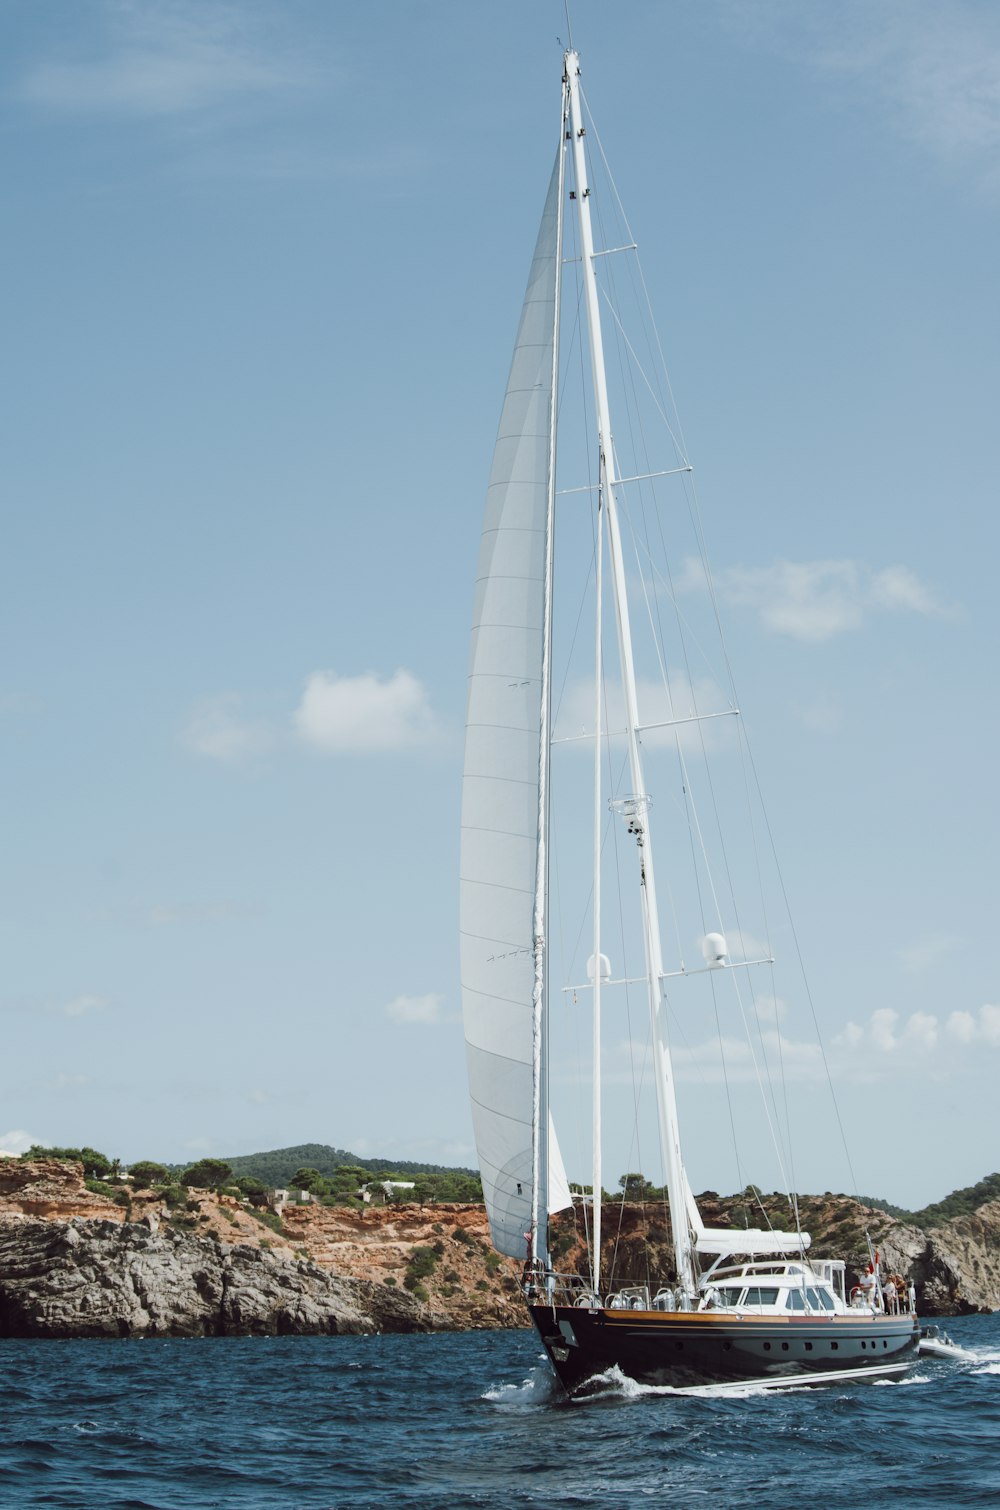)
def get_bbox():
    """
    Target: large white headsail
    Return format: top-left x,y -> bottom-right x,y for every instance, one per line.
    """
460,153 -> 564,1258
